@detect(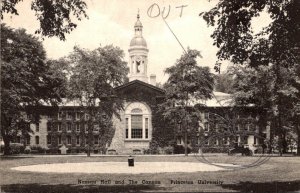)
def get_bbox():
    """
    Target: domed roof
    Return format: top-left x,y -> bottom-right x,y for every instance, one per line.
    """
130,36 -> 147,47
